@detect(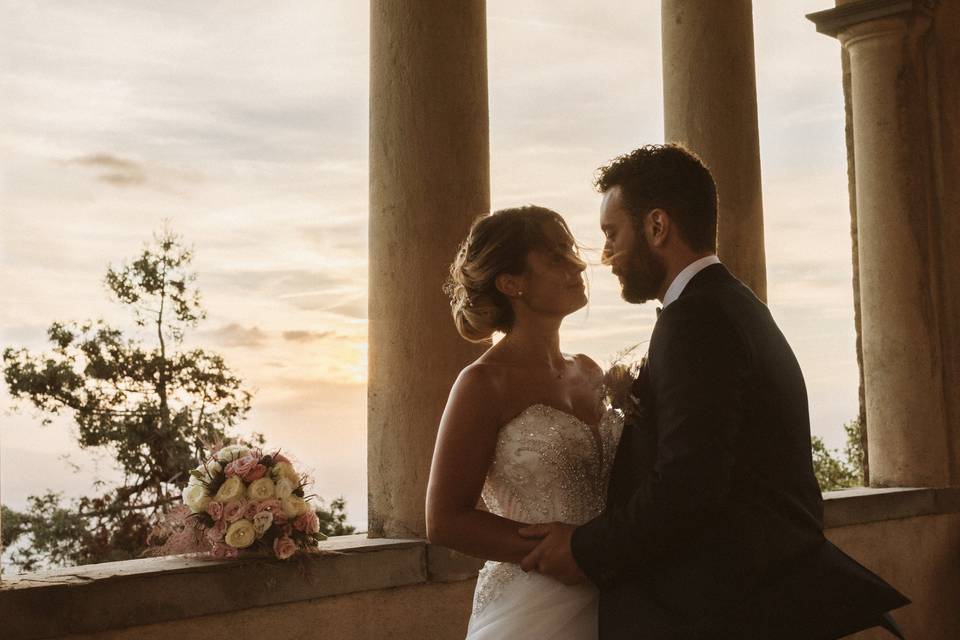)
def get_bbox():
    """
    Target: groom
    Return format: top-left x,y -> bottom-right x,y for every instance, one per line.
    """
519,145 -> 909,638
